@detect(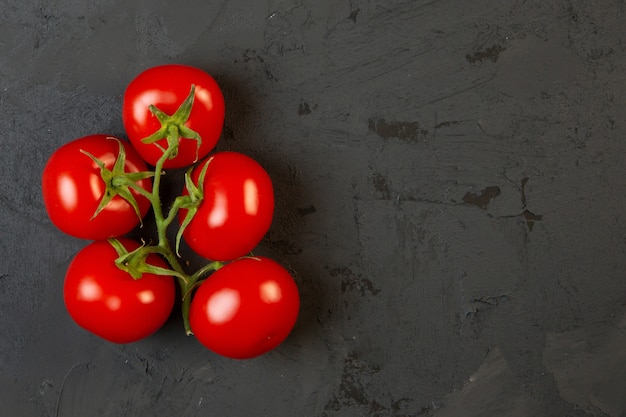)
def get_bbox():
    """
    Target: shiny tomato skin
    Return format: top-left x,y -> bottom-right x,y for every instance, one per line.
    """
41,134 -> 152,240
63,239 -> 176,344
189,257 -> 300,359
181,152 -> 274,261
122,64 -> 225,168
